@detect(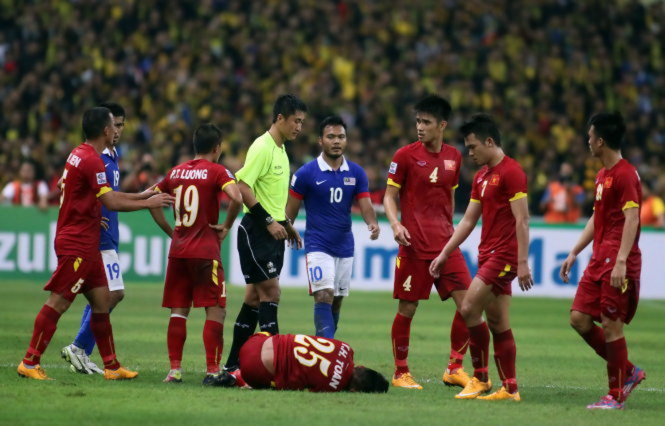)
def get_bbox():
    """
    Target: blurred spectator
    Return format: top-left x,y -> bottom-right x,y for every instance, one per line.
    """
539,162 -> 585,223
641,181 -> 665,228
0,161 -> 49,210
